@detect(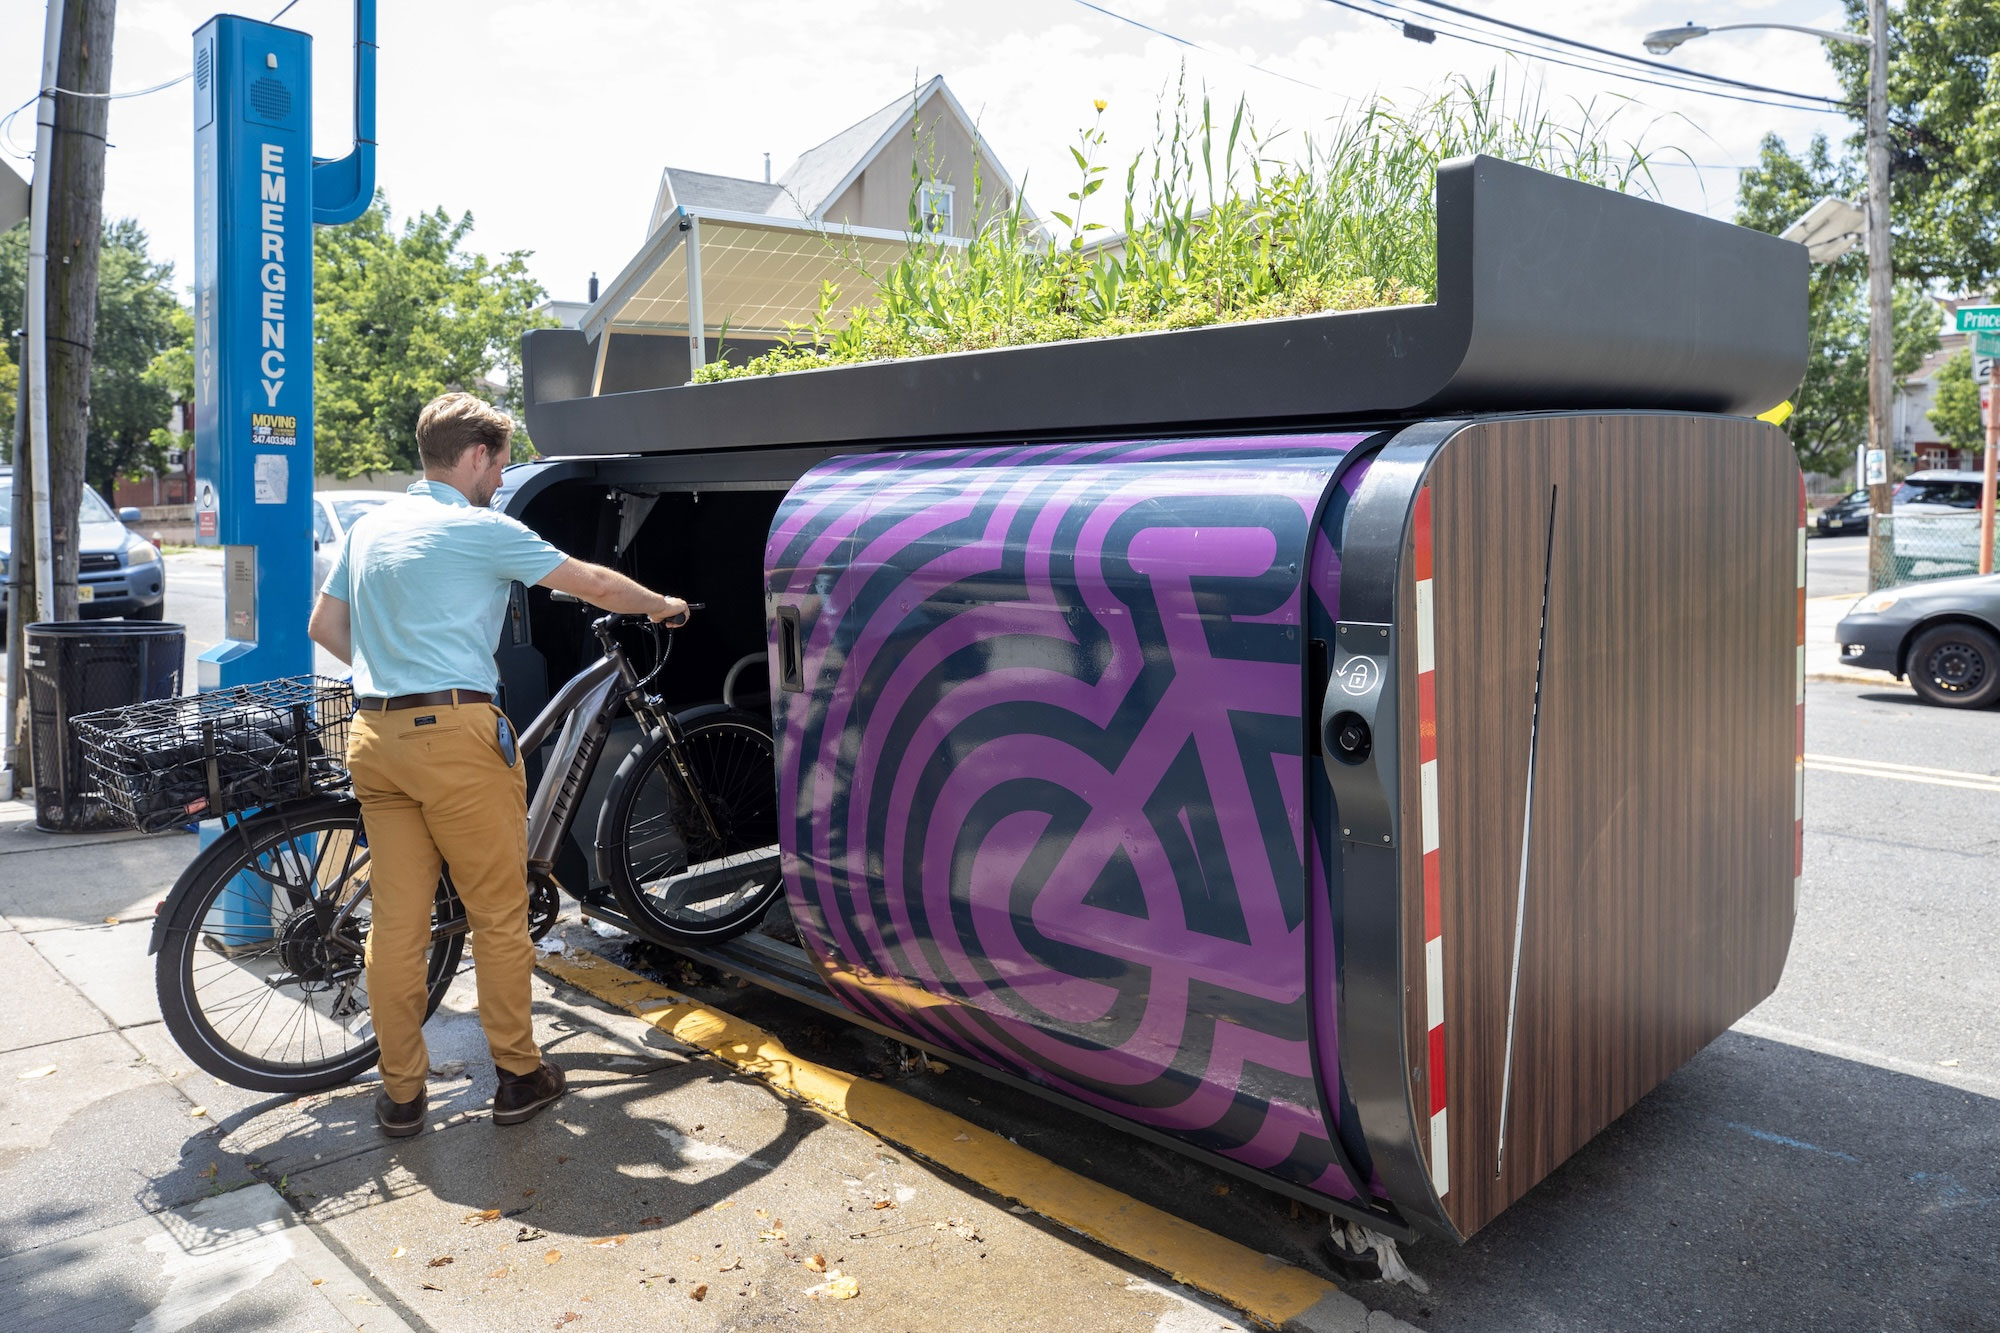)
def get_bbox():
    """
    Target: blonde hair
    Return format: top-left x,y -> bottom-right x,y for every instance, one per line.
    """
415,393 -> 514,471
